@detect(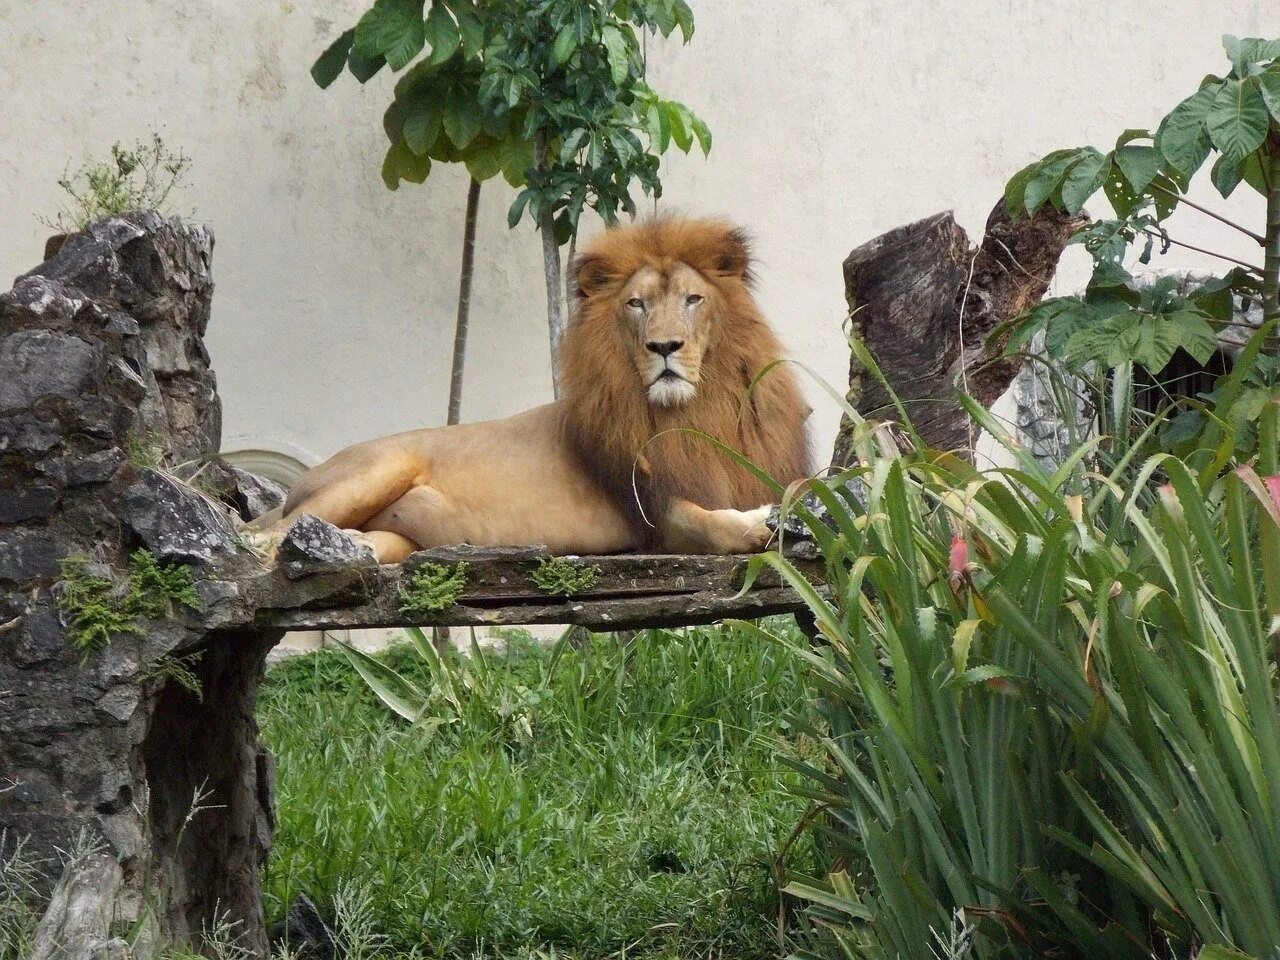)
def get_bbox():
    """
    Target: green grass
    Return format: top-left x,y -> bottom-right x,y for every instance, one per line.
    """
259,623 -> 819,960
